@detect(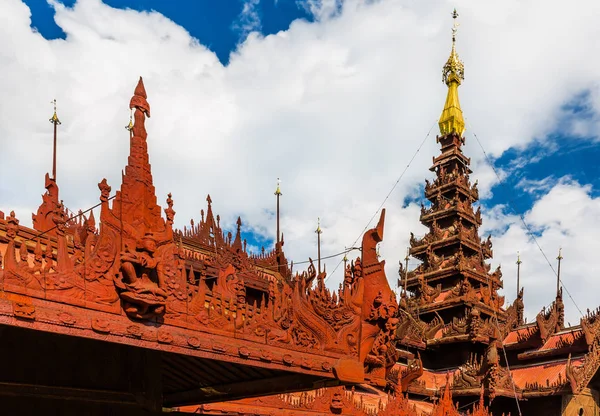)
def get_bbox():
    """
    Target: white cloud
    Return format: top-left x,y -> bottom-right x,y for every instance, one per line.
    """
297,0 -> 342,21
516,176 -> 557,195
233,0 -> 262,37
484,178 -> 600,324
0,0 -> 600,322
